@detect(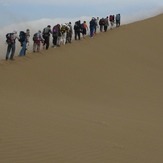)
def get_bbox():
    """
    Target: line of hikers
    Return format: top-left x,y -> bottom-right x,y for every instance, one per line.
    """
5,14 -> 121,61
